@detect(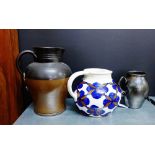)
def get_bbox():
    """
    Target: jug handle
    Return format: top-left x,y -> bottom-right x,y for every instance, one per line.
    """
118,76 -> 127,95
16,50 -> 37,79
67,71 -> 85,100
117,76 -> 128,108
